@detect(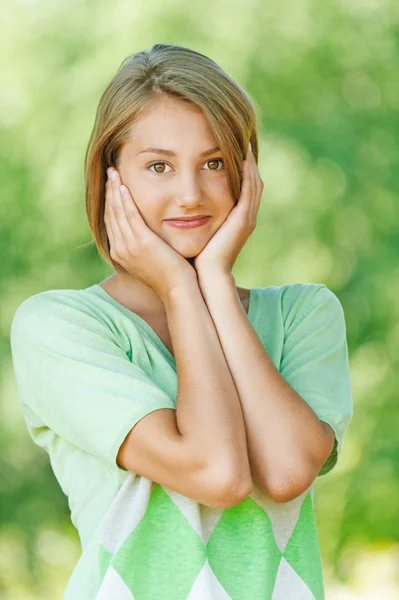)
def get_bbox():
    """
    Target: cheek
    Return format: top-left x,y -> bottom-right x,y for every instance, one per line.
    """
208,173 -> 232,193
217,179 -> 236,207
120,172 -> 150,203
126,174 -> 167,202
